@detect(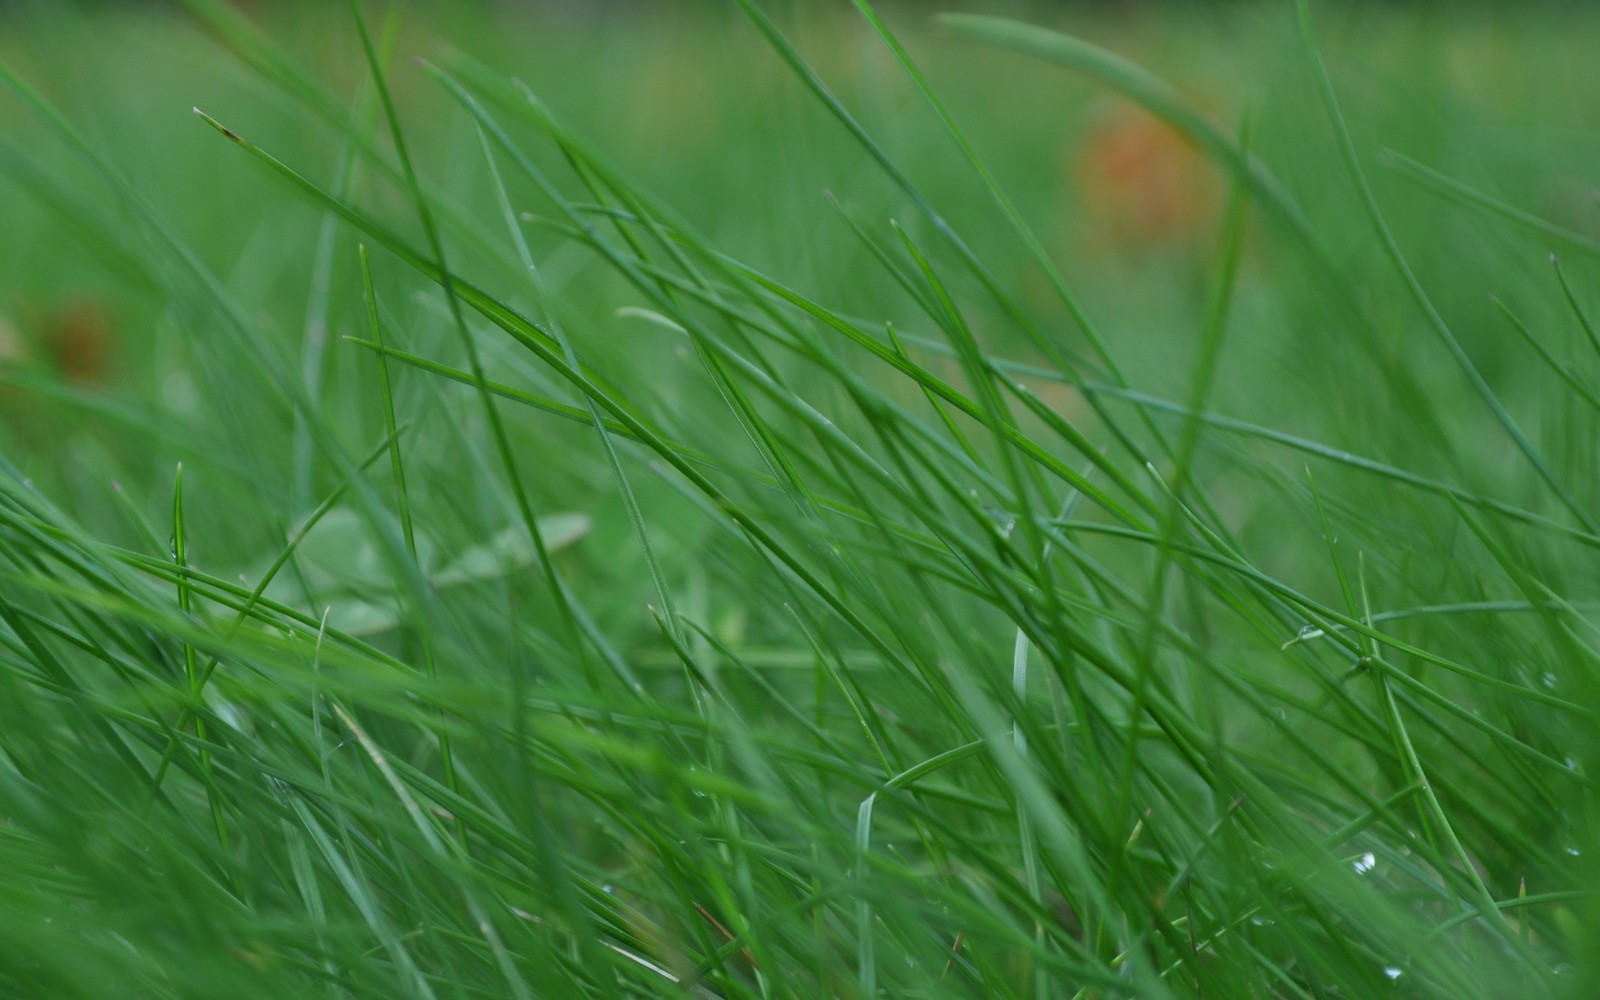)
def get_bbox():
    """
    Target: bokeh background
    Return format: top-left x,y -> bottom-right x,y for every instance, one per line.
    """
3,1 -> 1597,566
